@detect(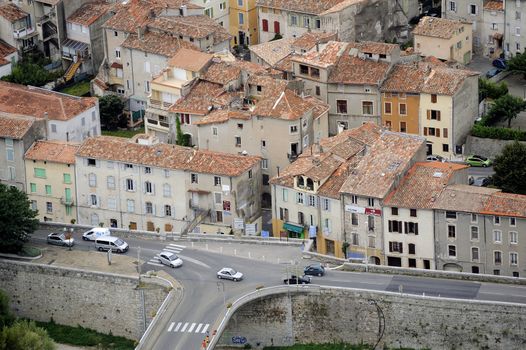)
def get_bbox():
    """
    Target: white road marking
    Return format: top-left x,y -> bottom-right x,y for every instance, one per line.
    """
201,324 -> 209,334
146,261 -> 163,267
174,322 -> 182,332
167,322 -> 175,332
168,244 -> 186,249
180,322 -> 189,332
195,323 -> 203,333
187,323 -> 196,333
163,247 -> 182,253
177,254 -> 211,269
